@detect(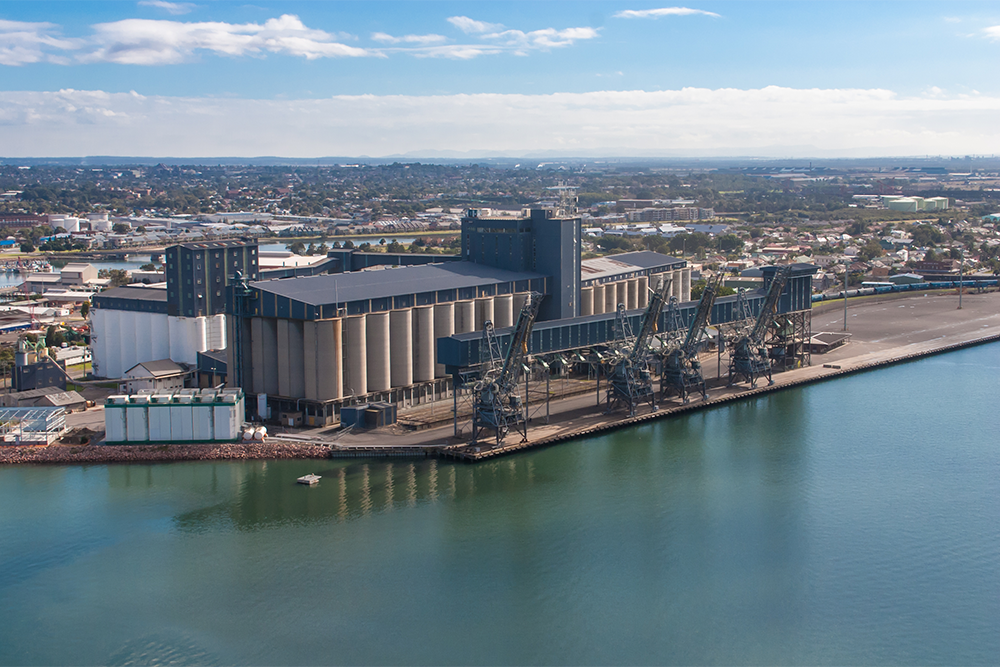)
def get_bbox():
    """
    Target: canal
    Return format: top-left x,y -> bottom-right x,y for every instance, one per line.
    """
0,344 -> 997,665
